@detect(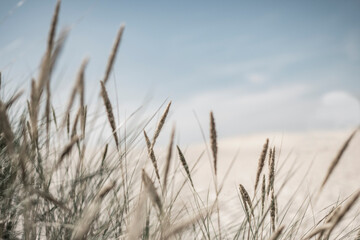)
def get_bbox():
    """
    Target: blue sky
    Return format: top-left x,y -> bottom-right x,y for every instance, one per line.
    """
0,0 -> 359,143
